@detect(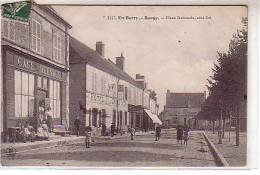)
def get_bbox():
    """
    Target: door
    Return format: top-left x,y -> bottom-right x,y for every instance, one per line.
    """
37,90 -> 47,122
